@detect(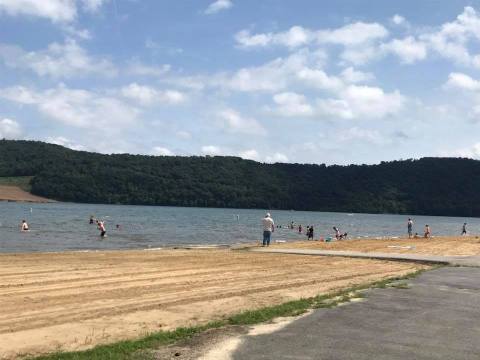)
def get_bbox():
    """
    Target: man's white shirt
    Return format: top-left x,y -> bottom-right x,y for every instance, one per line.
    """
262,217 -> 274,232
